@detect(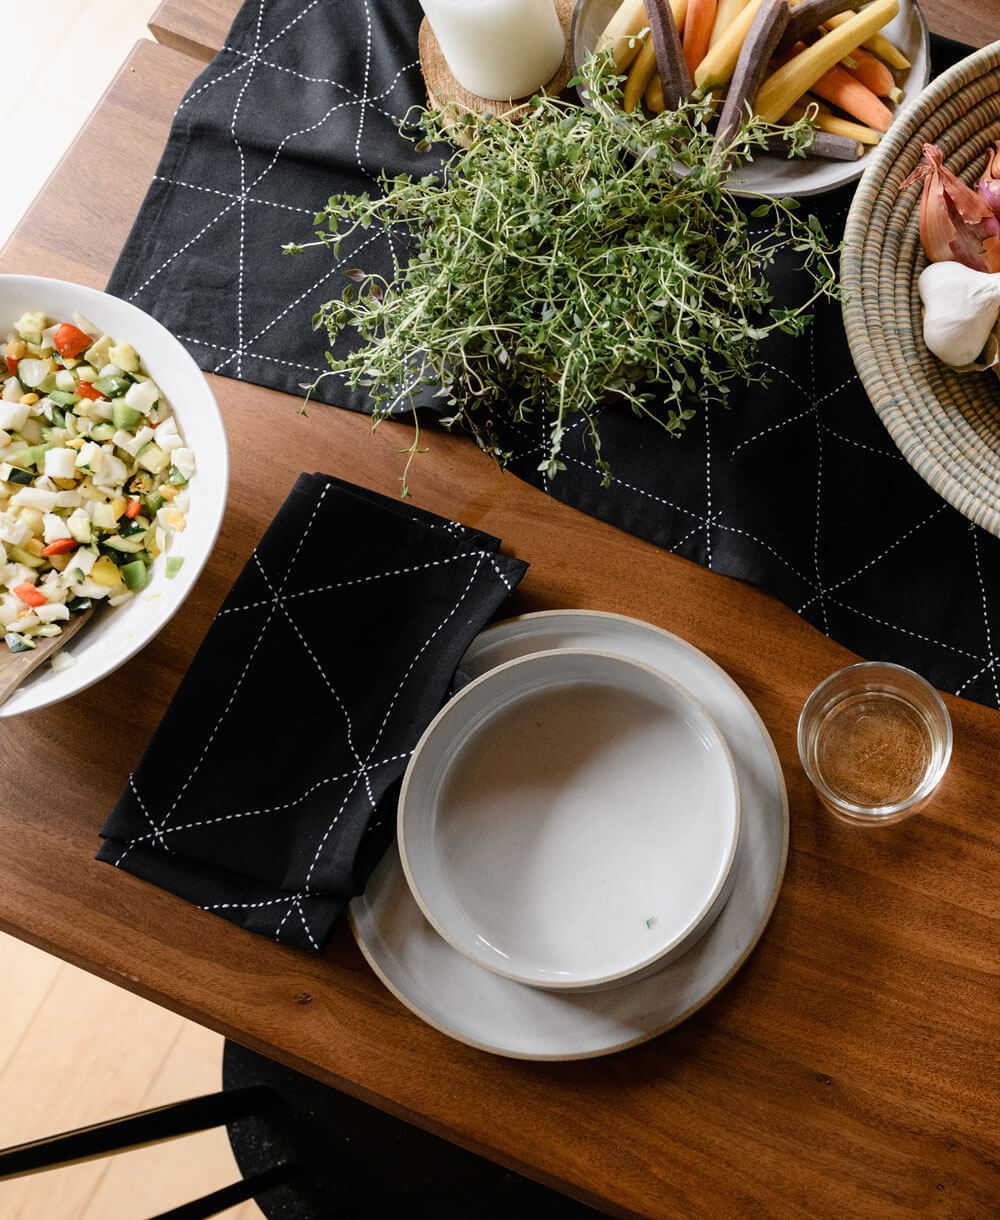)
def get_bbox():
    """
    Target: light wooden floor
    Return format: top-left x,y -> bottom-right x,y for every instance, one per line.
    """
0,932 -> 262,1219
0,0 -> 162,246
